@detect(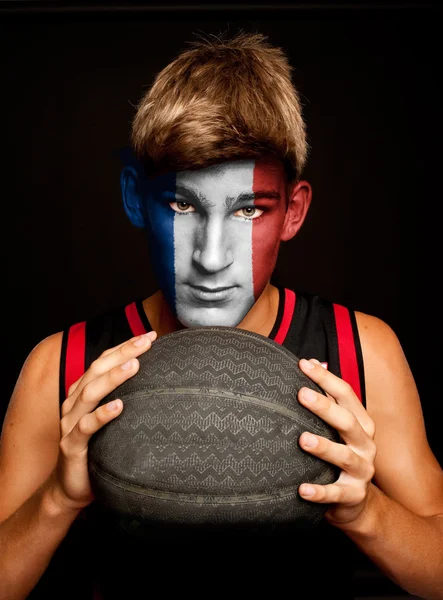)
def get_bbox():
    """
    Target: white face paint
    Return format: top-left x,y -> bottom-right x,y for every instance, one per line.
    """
173,160 -> 256,327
